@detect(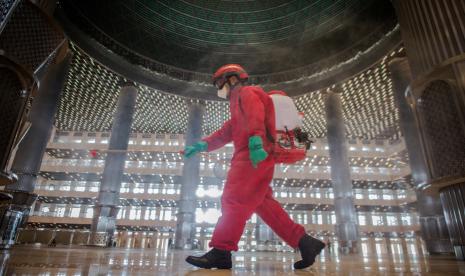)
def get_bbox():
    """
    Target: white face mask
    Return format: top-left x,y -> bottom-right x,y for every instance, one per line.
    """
217,85 -> 229,99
